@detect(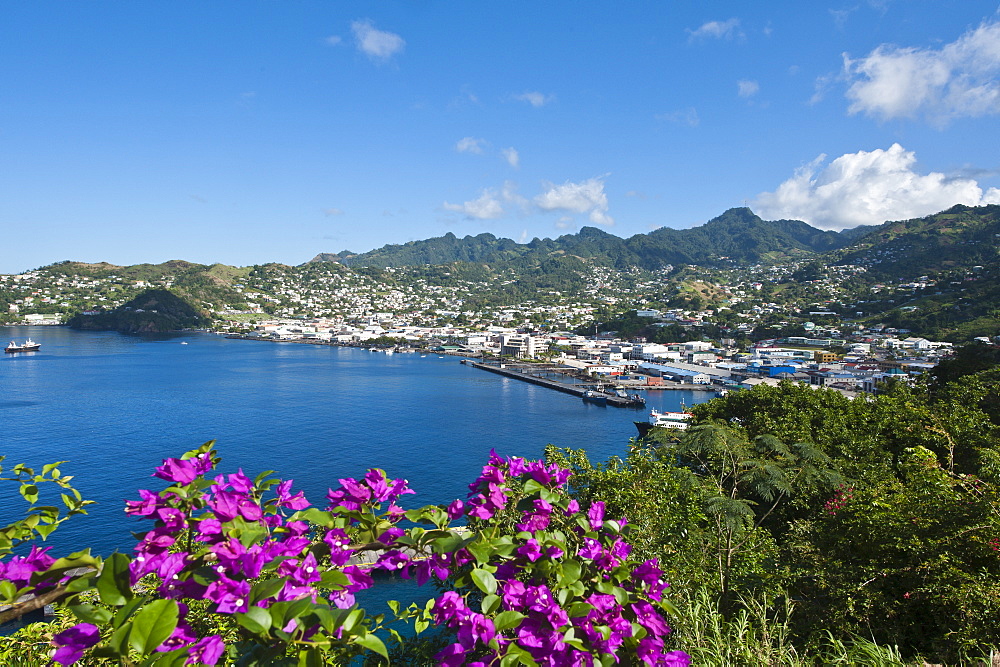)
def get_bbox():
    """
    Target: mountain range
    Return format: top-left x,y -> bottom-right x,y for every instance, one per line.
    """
311,205 -> 1000,275
311,207 -> 880,270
